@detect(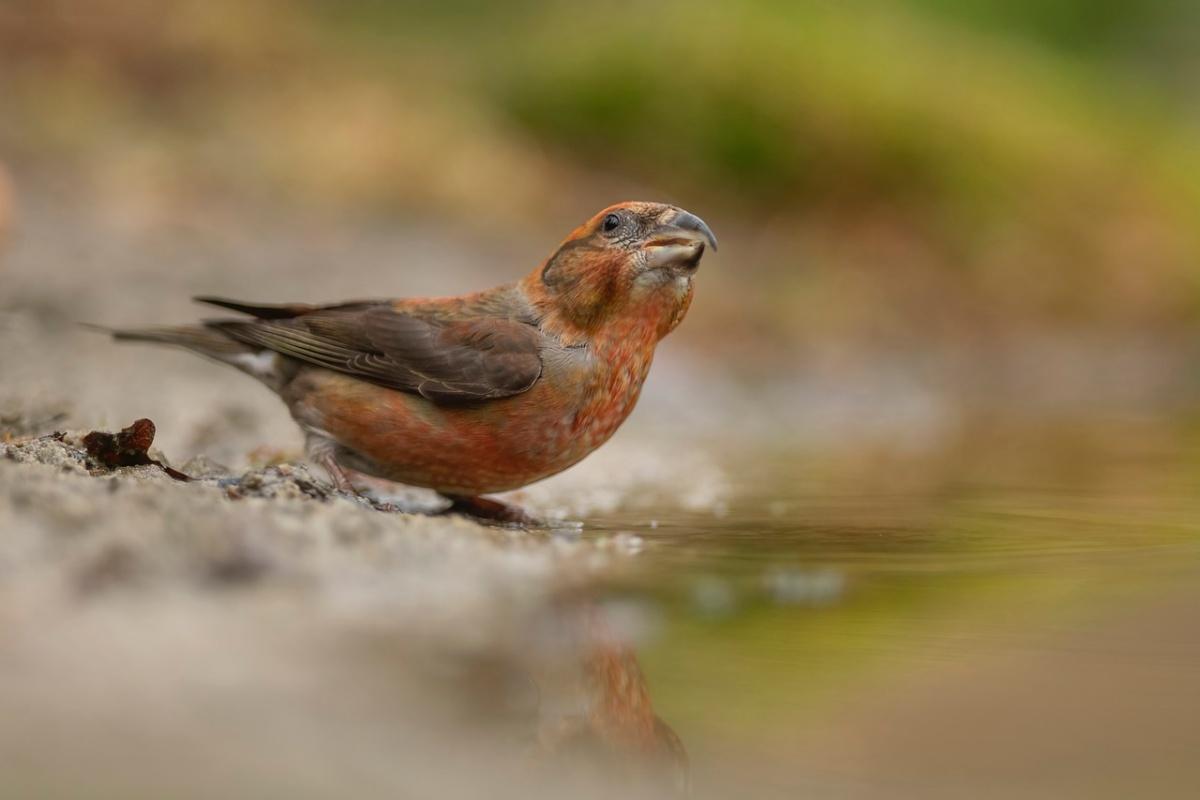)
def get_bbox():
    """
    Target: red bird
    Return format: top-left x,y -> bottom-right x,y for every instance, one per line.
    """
109,202 -> 716,523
